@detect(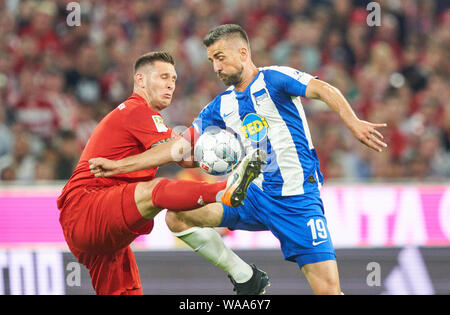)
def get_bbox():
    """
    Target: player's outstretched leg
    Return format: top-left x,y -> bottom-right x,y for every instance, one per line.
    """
221,148 -> 267,207
135,178 -> 227,219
